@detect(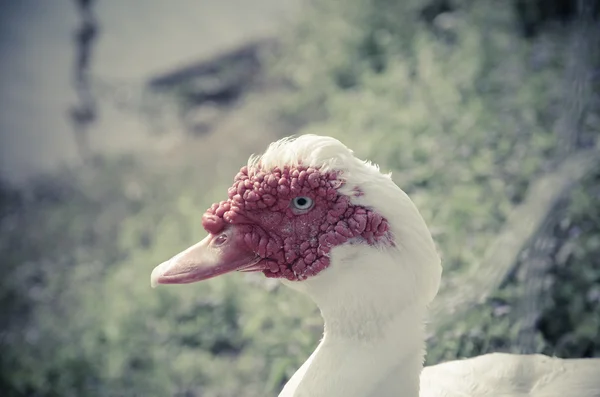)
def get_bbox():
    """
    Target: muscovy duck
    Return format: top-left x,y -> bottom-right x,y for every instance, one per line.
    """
151,135 -> 600,397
